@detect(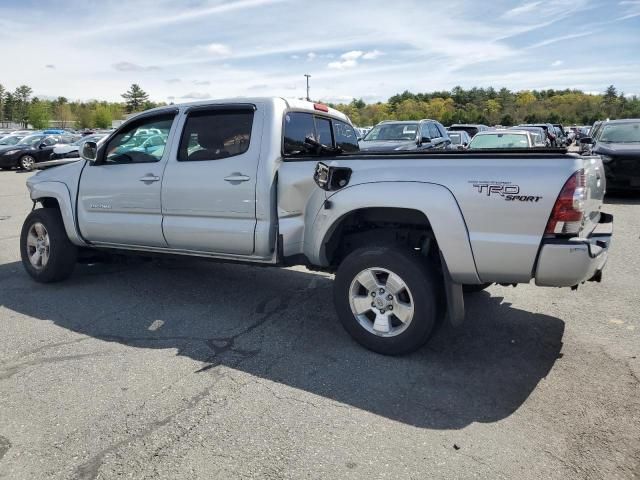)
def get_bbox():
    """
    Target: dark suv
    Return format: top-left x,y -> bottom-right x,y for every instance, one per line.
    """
359,119 -> 451,152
